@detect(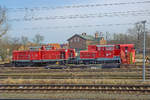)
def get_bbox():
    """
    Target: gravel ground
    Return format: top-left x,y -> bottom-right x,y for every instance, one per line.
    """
0,92 -> 150,100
